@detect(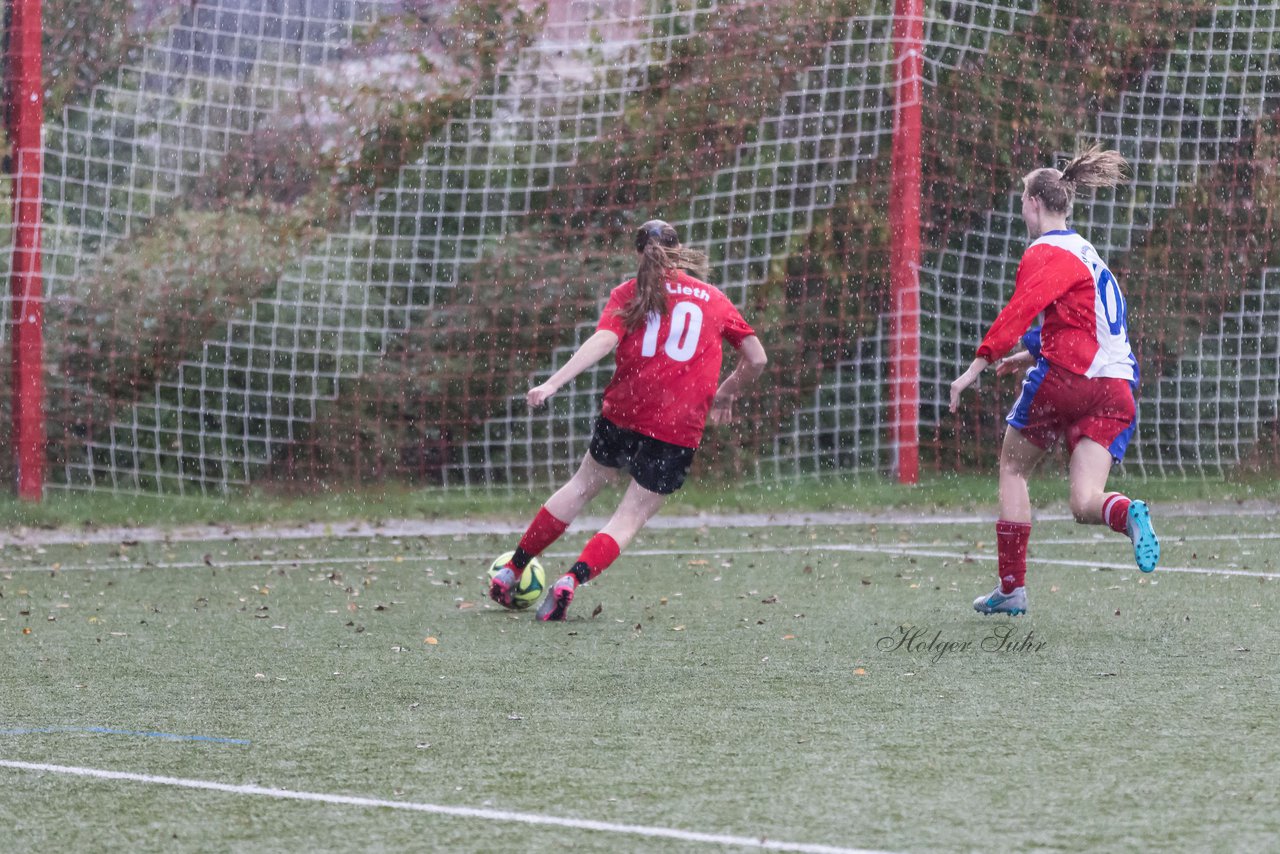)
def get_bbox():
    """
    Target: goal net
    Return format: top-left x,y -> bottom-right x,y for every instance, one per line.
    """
3,0 -> 1279,495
